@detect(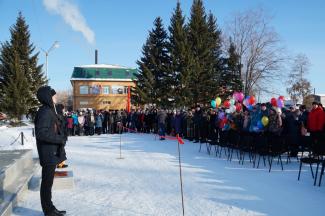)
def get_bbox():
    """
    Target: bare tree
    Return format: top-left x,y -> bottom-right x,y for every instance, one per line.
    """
56,89 -> 73,109
286,54 -> 312,104
225,8 -> 285,96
